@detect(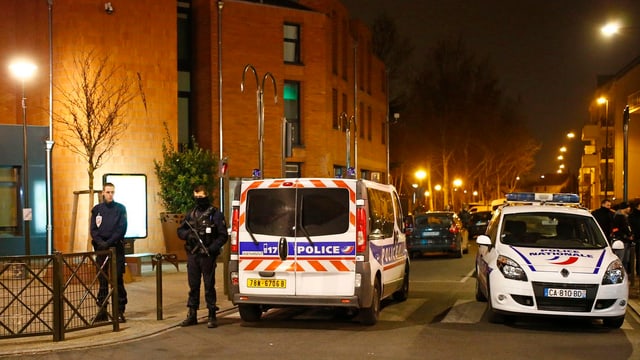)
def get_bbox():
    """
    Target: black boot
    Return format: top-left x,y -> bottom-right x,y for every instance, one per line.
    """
207,308 -> 218,328
94,309 -> 109,322
180,308 -> 197,327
